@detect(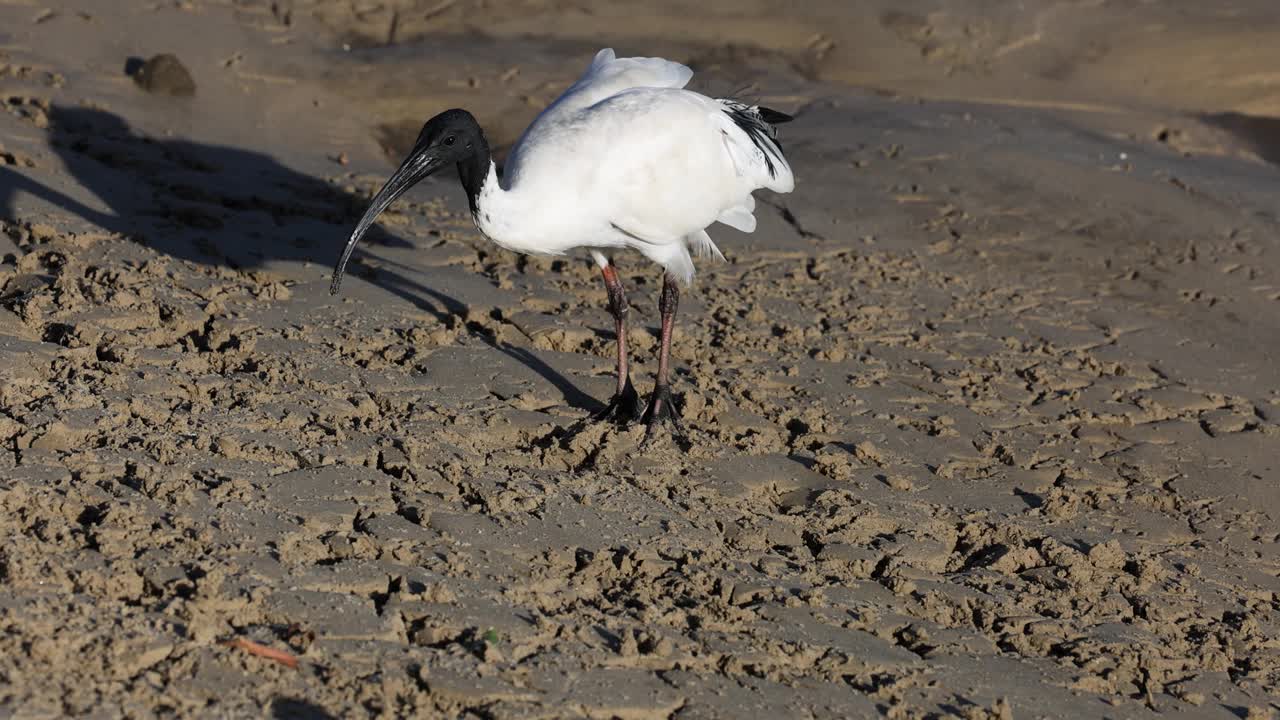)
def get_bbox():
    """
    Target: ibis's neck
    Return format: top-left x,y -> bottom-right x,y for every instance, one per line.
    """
457,133 -> 535,255
456,133 -> 492,215
470,161 -> 546,255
